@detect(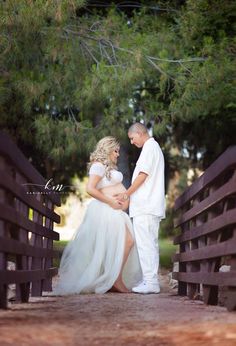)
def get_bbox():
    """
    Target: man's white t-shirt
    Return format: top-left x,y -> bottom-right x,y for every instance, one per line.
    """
129,137 -> 166,219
